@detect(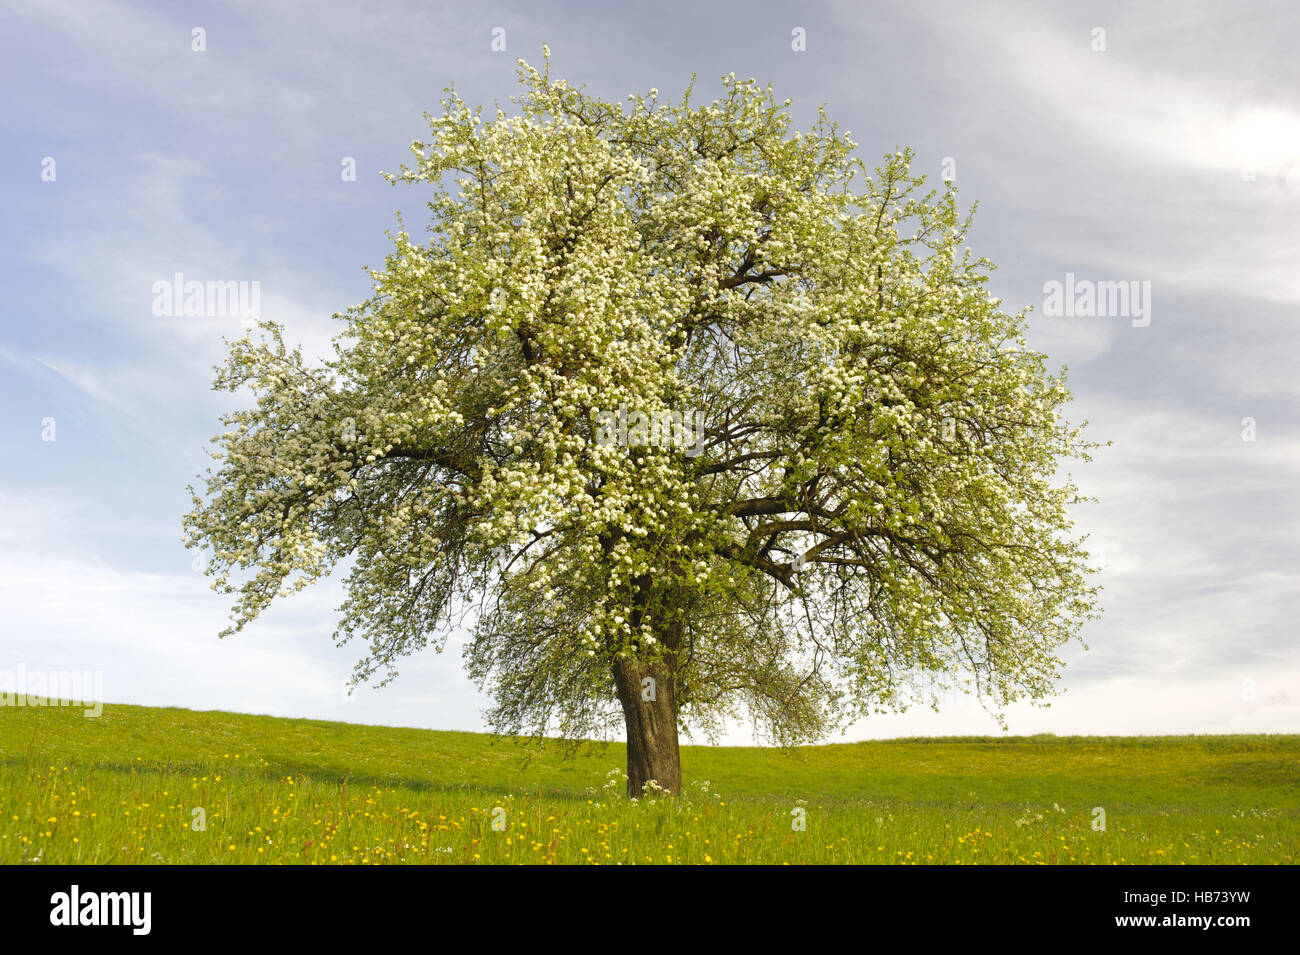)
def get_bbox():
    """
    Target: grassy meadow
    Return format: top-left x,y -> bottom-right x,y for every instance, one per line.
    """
1,701 -> 1296,864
